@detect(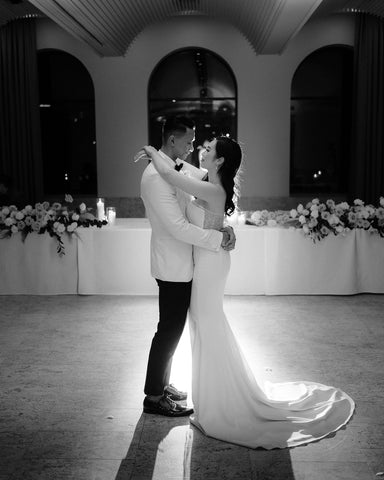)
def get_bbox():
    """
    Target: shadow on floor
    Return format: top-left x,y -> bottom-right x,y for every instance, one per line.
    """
114,413 -> 296,480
